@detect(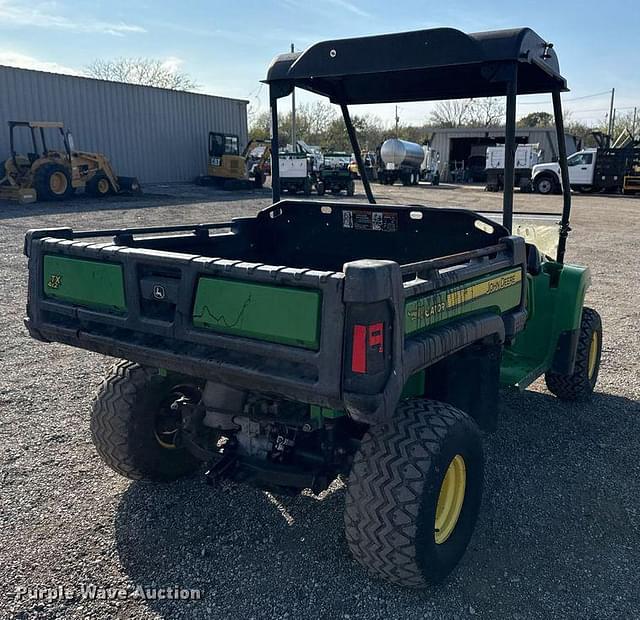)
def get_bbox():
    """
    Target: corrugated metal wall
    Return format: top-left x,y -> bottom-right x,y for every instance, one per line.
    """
0,65 -> 248,183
